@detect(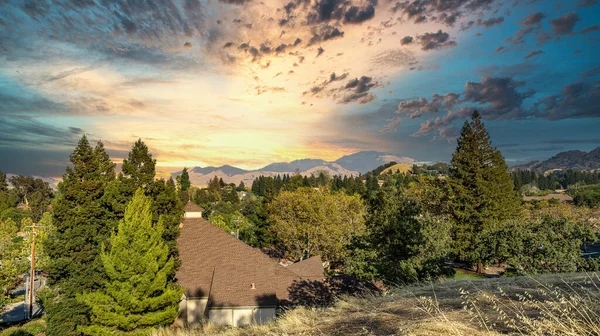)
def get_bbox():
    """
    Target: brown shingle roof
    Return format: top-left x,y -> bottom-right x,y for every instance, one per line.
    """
176,217 -> 303,307
183,202 -> 204,212
286,256 -> 325,281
